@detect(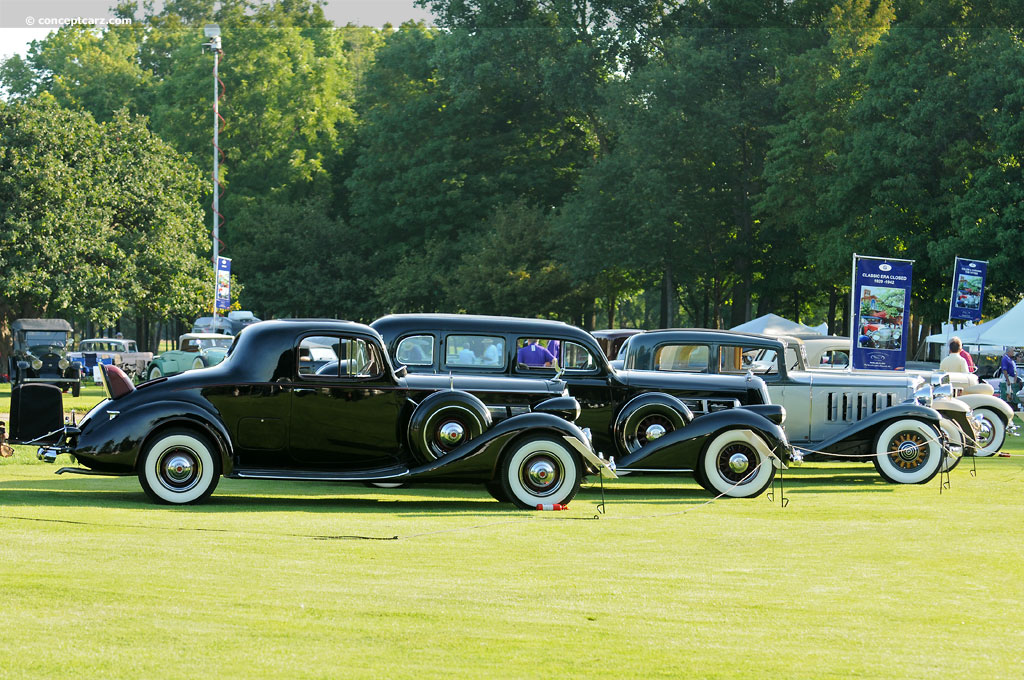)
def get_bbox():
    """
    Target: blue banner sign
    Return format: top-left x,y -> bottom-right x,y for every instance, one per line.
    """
852,256 -> 913,371
215,257 -> 231,311
948,257 -> 987,322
